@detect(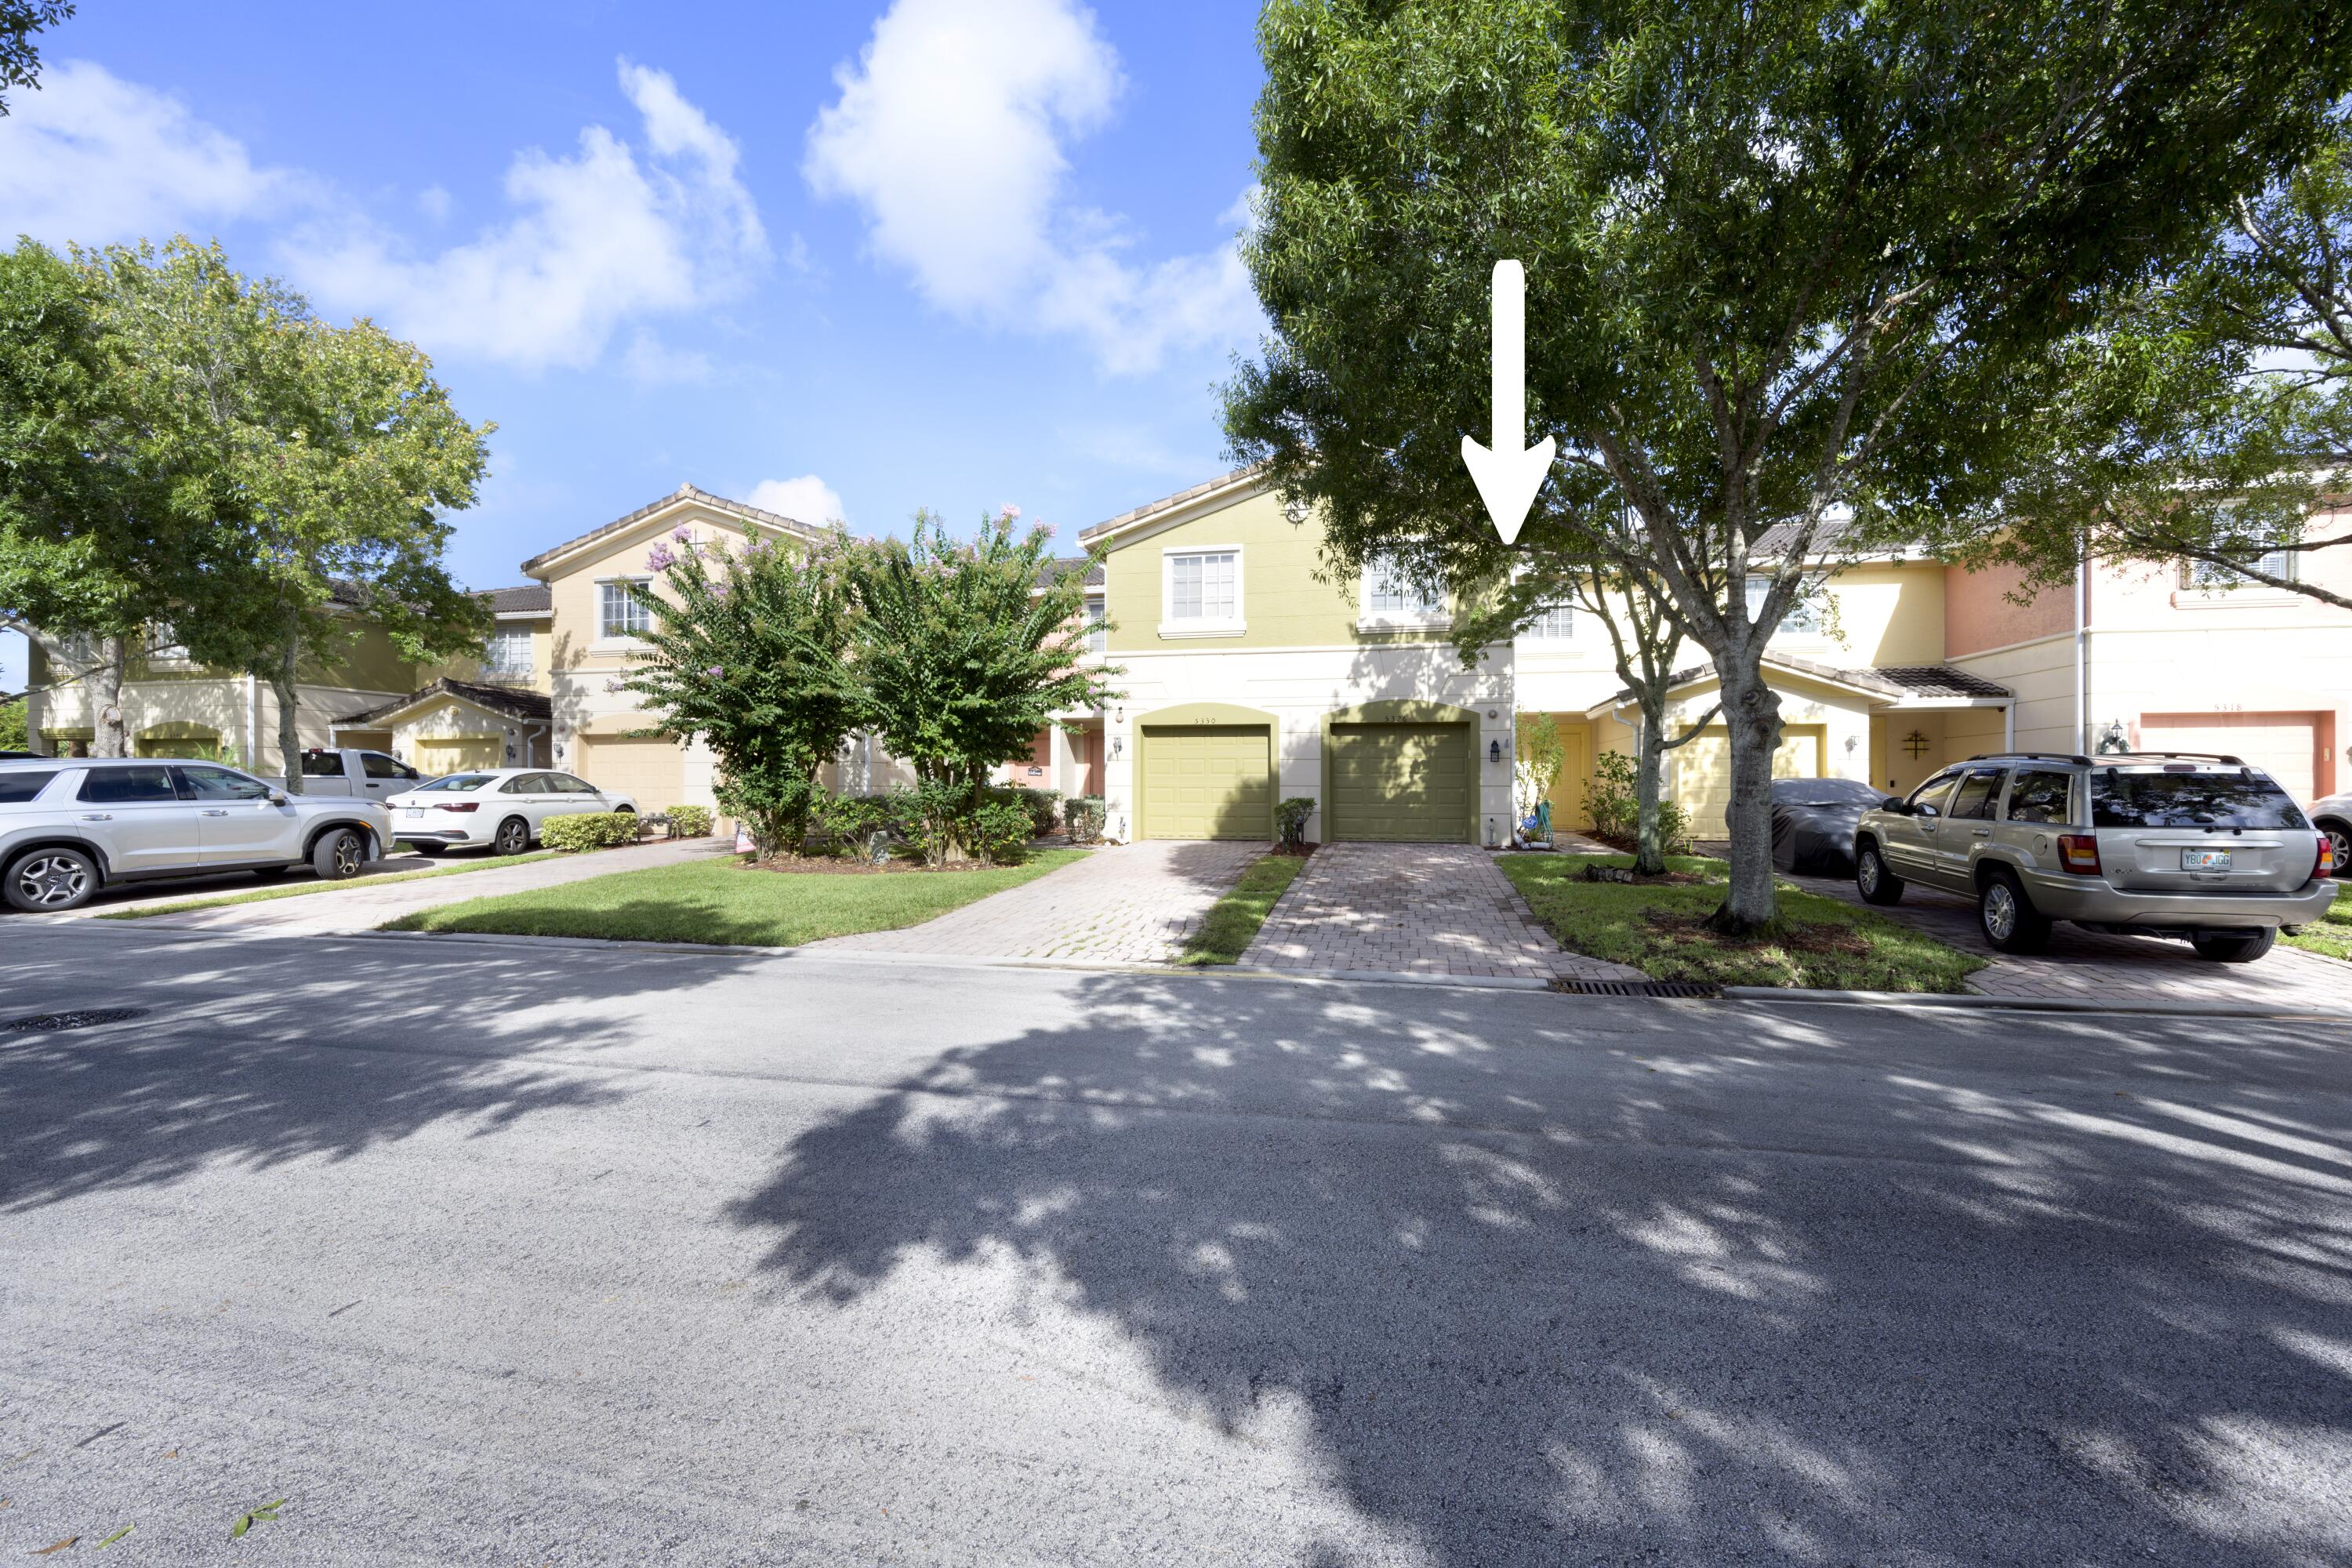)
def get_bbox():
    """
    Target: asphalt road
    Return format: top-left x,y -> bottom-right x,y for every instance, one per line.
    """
2,923 -> 2348,1566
